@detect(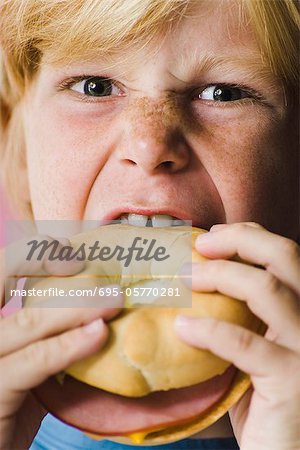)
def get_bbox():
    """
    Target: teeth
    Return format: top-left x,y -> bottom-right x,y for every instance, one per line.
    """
118,213 -> 188,227
151,214 -> 174,227
127,213 -> 149,227
172,219 -> 188,226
